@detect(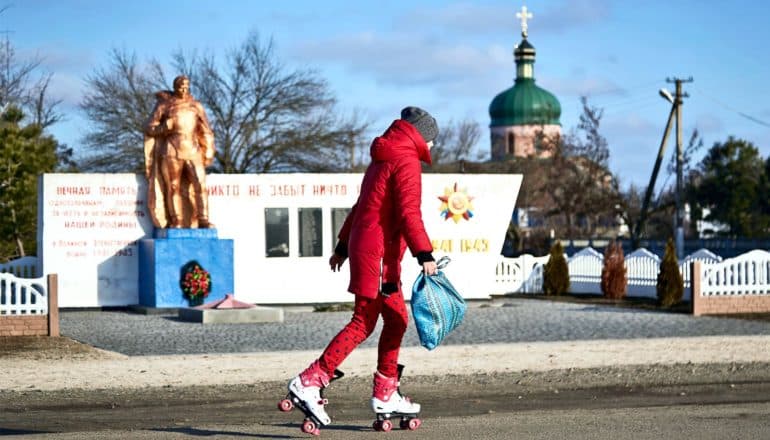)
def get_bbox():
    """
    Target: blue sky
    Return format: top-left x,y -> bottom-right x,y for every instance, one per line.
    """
4,0 -> 769,191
